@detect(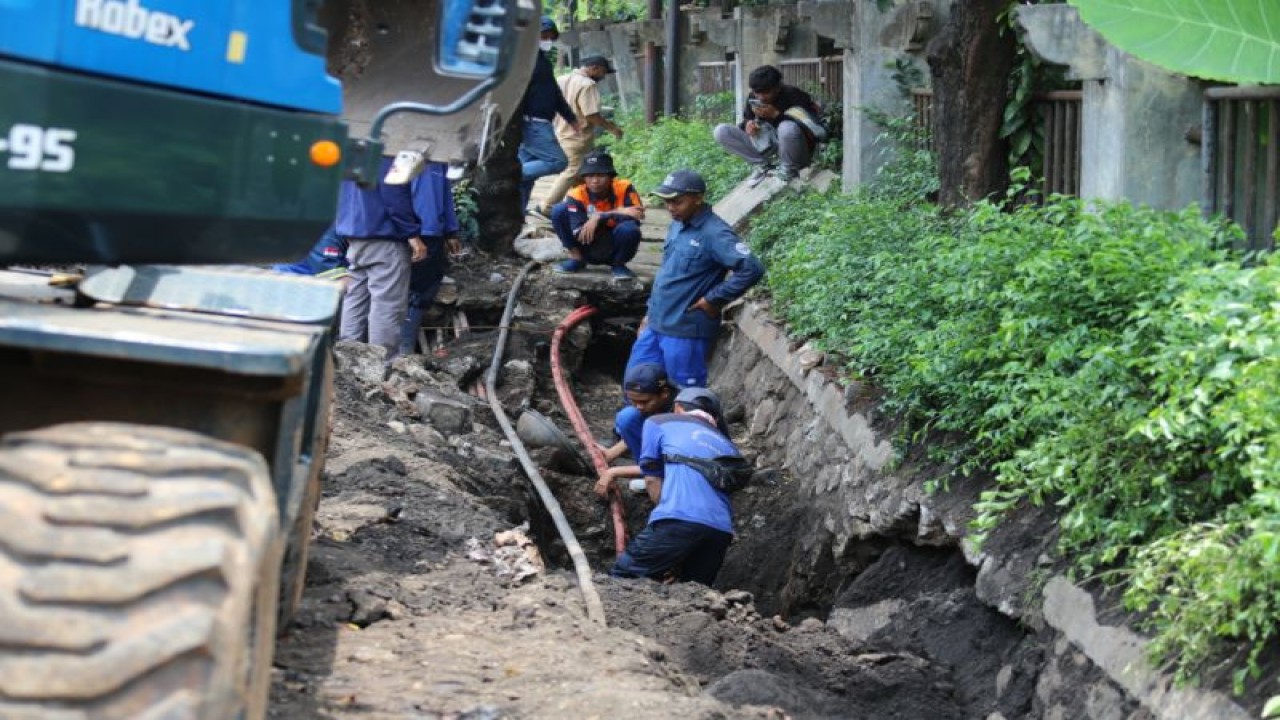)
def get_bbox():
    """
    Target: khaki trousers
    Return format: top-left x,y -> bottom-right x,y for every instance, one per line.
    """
540,136 -> 594,212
